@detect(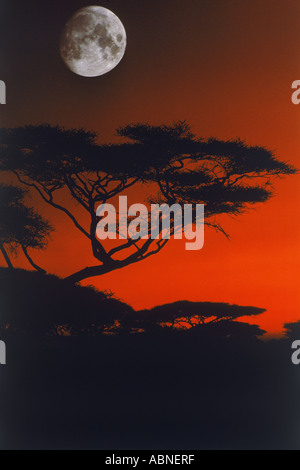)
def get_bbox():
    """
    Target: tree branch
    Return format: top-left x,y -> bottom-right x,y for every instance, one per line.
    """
13,171 -> 91,240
